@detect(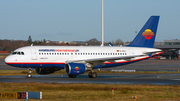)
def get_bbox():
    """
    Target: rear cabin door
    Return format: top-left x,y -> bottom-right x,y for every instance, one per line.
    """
129,49 -> 134,55
31,48 -> 37,60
